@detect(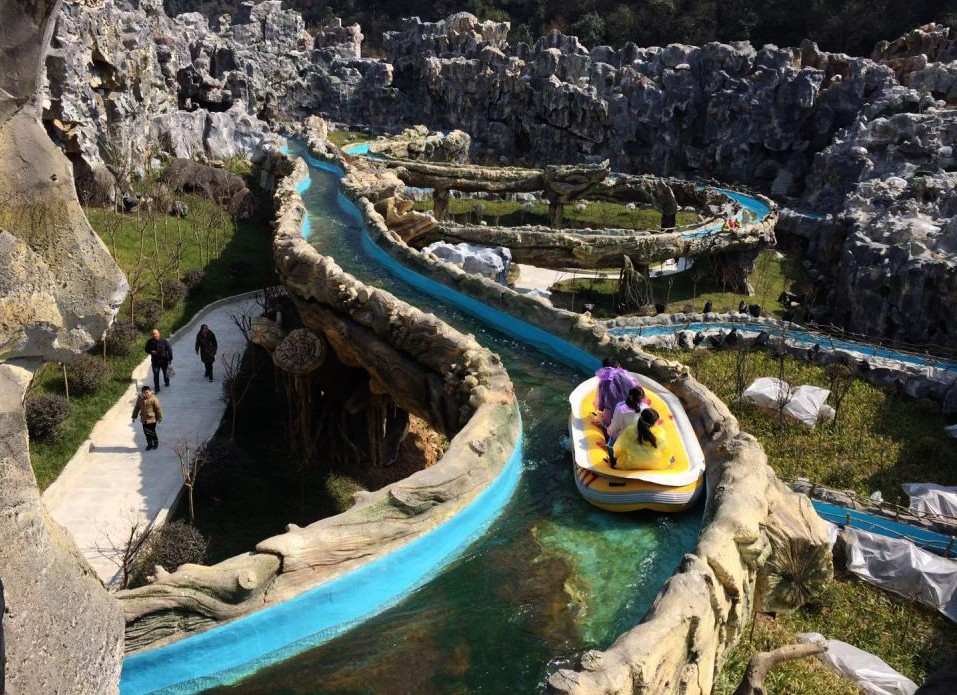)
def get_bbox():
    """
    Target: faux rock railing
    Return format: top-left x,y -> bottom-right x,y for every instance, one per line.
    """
303,126 -> 831,695
348,131 -> 777,272
115,150 -> 521,655
406,219 -> 773,271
